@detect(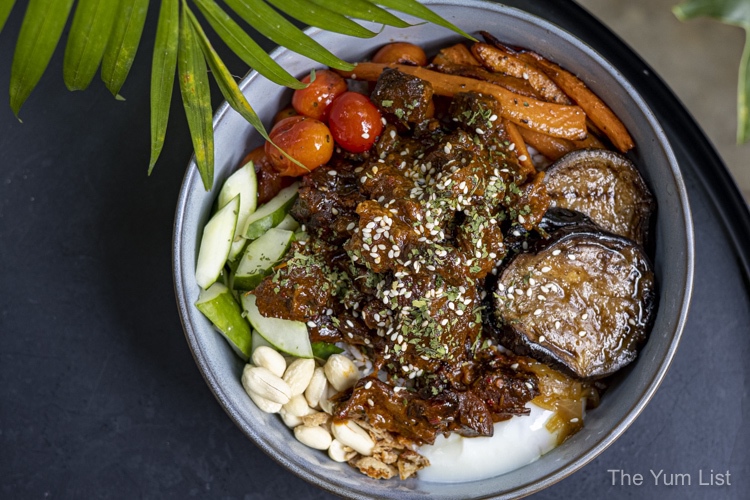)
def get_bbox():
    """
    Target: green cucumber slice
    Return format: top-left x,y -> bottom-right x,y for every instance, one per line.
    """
275,213 -> 300,232
218,161 -> 258,262
233,228 -> 294,291
195,195 -> 239,289
243,182 -> 299,240
195,282 -> 252,360
241,293 -> 313,358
